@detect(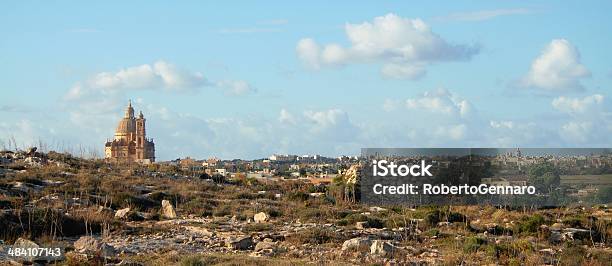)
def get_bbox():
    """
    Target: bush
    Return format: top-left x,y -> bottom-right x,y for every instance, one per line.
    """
366,217 -> 385,229
296,207 -> 327,222
213,205 -> 232,217
336,219 -> 349,226
562,216 -> 583,228
0,208 -> 108,243
287,192 -> 309,202
424,209 -> 466,226
425,209 -> 442,226
447,212 -> 467,223
266,208 -> 282,218
345,213 -> 368,224
424,229 -> 440,237
111,192 -> 158,210
180,255 -> 205,266
463,236 -> 487,253
287,227 -> 336,245
559,244 -> 586,266
517,214 -> 546,235
243,223 -> 272,232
